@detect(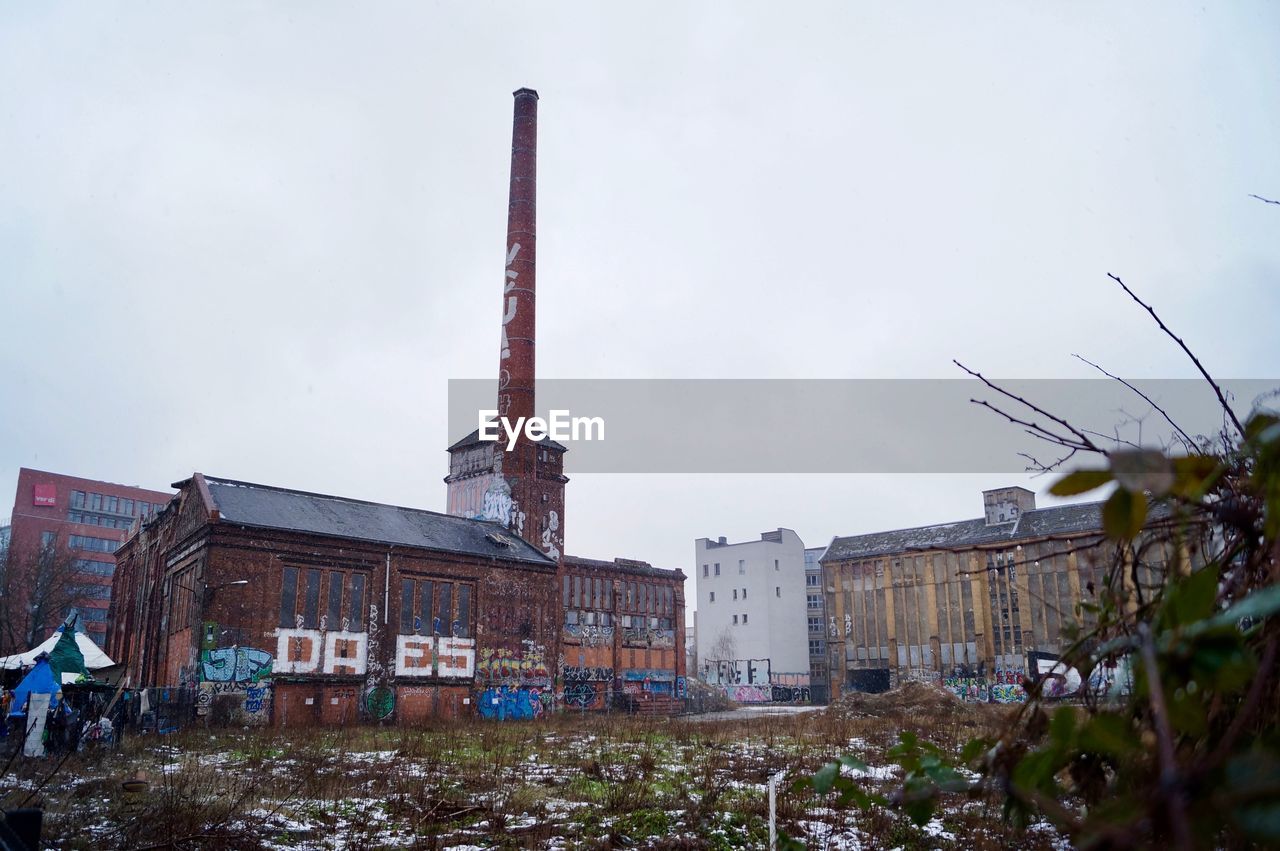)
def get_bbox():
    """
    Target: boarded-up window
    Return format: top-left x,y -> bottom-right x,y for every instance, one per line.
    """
279,566 -> 298,628
562,575 -> 570,607
303,569 -> 321,629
